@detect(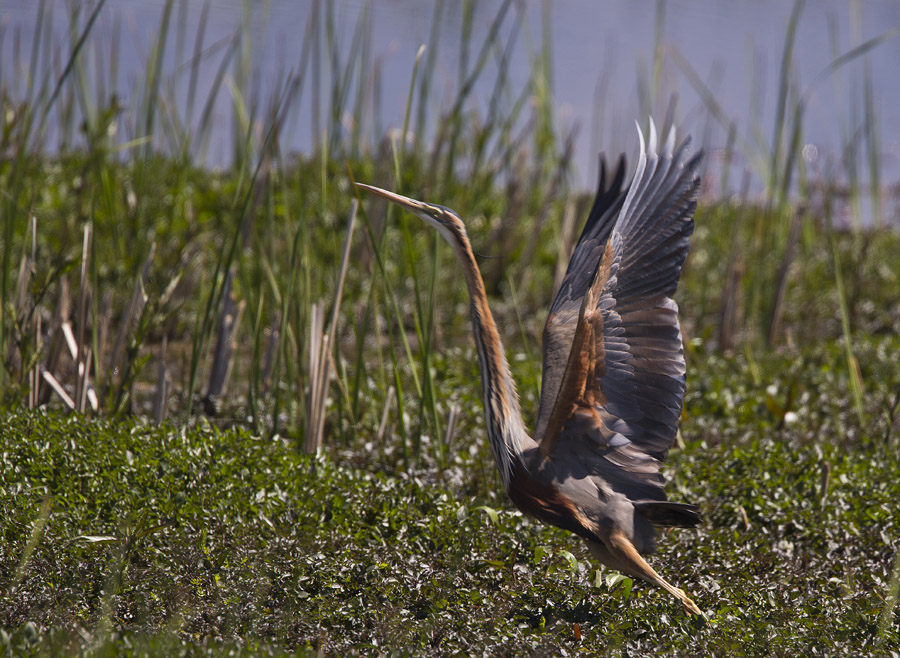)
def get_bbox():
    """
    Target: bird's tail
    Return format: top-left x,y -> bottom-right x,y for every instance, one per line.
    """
633,501 -> 701,528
